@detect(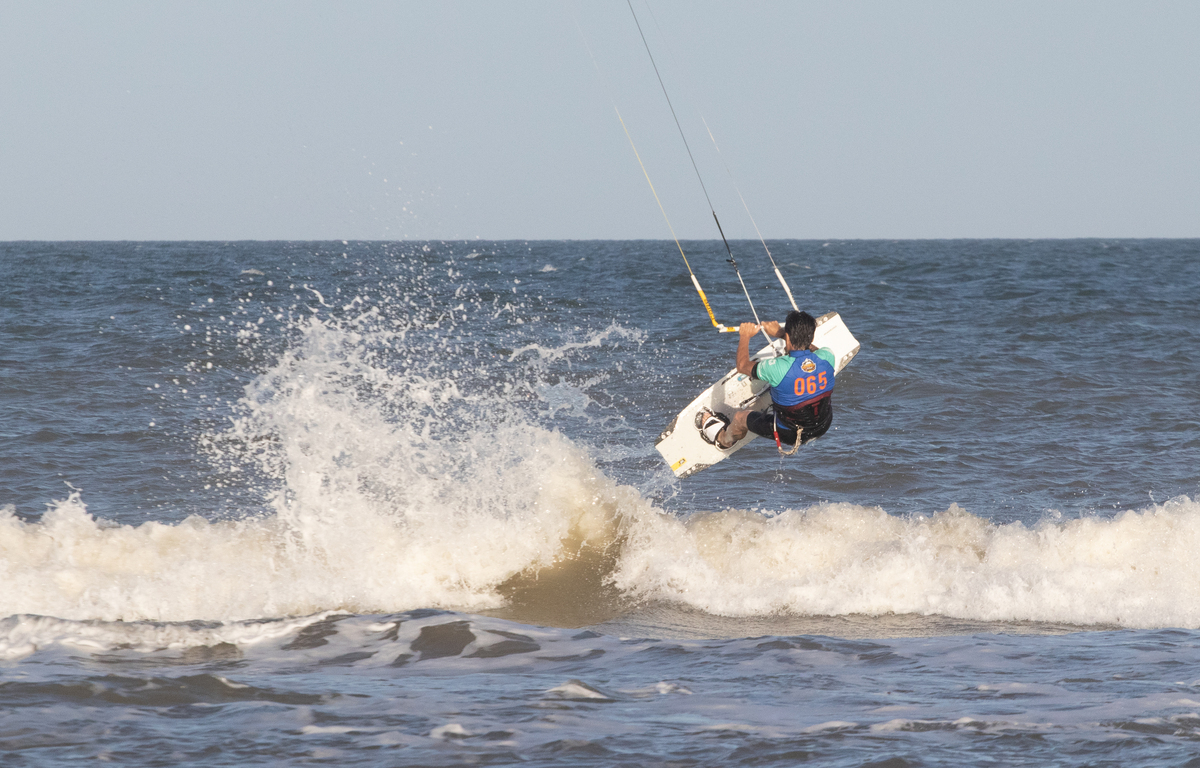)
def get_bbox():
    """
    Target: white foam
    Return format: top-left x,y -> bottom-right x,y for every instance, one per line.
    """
612,498 -> 1200,628
0,611 -> 336,660
430,723 -> 471,739
655,681 -> 692,695
802,721 -> 857,732
546,680 -> 613,700
0,430 -> 630,624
